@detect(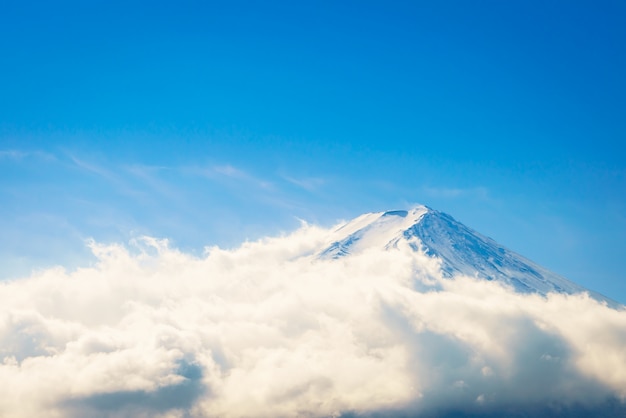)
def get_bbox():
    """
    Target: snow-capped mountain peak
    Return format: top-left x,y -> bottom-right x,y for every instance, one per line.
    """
319,205 -> 618,308
319,206 -> 429,258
